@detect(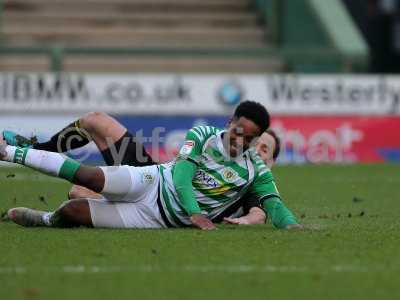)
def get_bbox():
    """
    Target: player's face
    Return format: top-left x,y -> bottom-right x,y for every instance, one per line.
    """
225,117 -> 261,157
255,132 -> 276,168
